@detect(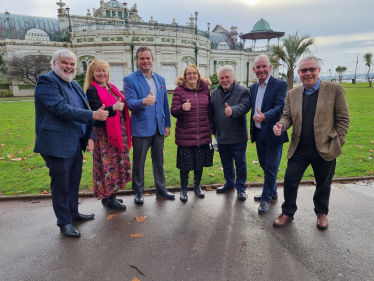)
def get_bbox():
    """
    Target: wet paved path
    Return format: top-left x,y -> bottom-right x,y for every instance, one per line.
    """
1,182 -> 373,281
